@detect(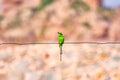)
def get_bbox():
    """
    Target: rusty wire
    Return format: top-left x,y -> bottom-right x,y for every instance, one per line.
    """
0,42 -> 120,45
